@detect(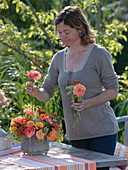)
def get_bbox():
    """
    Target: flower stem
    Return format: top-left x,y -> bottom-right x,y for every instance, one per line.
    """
32,96 -> 34,111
